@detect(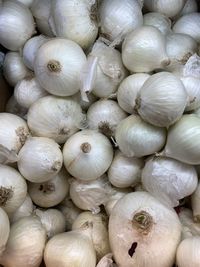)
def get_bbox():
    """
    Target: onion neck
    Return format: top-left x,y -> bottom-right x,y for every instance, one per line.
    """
132,211 -> 153,235
47,60 -> 61,73
0,186 -> 13,206
81,142 -> 91,153
98,121 -> 113,138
